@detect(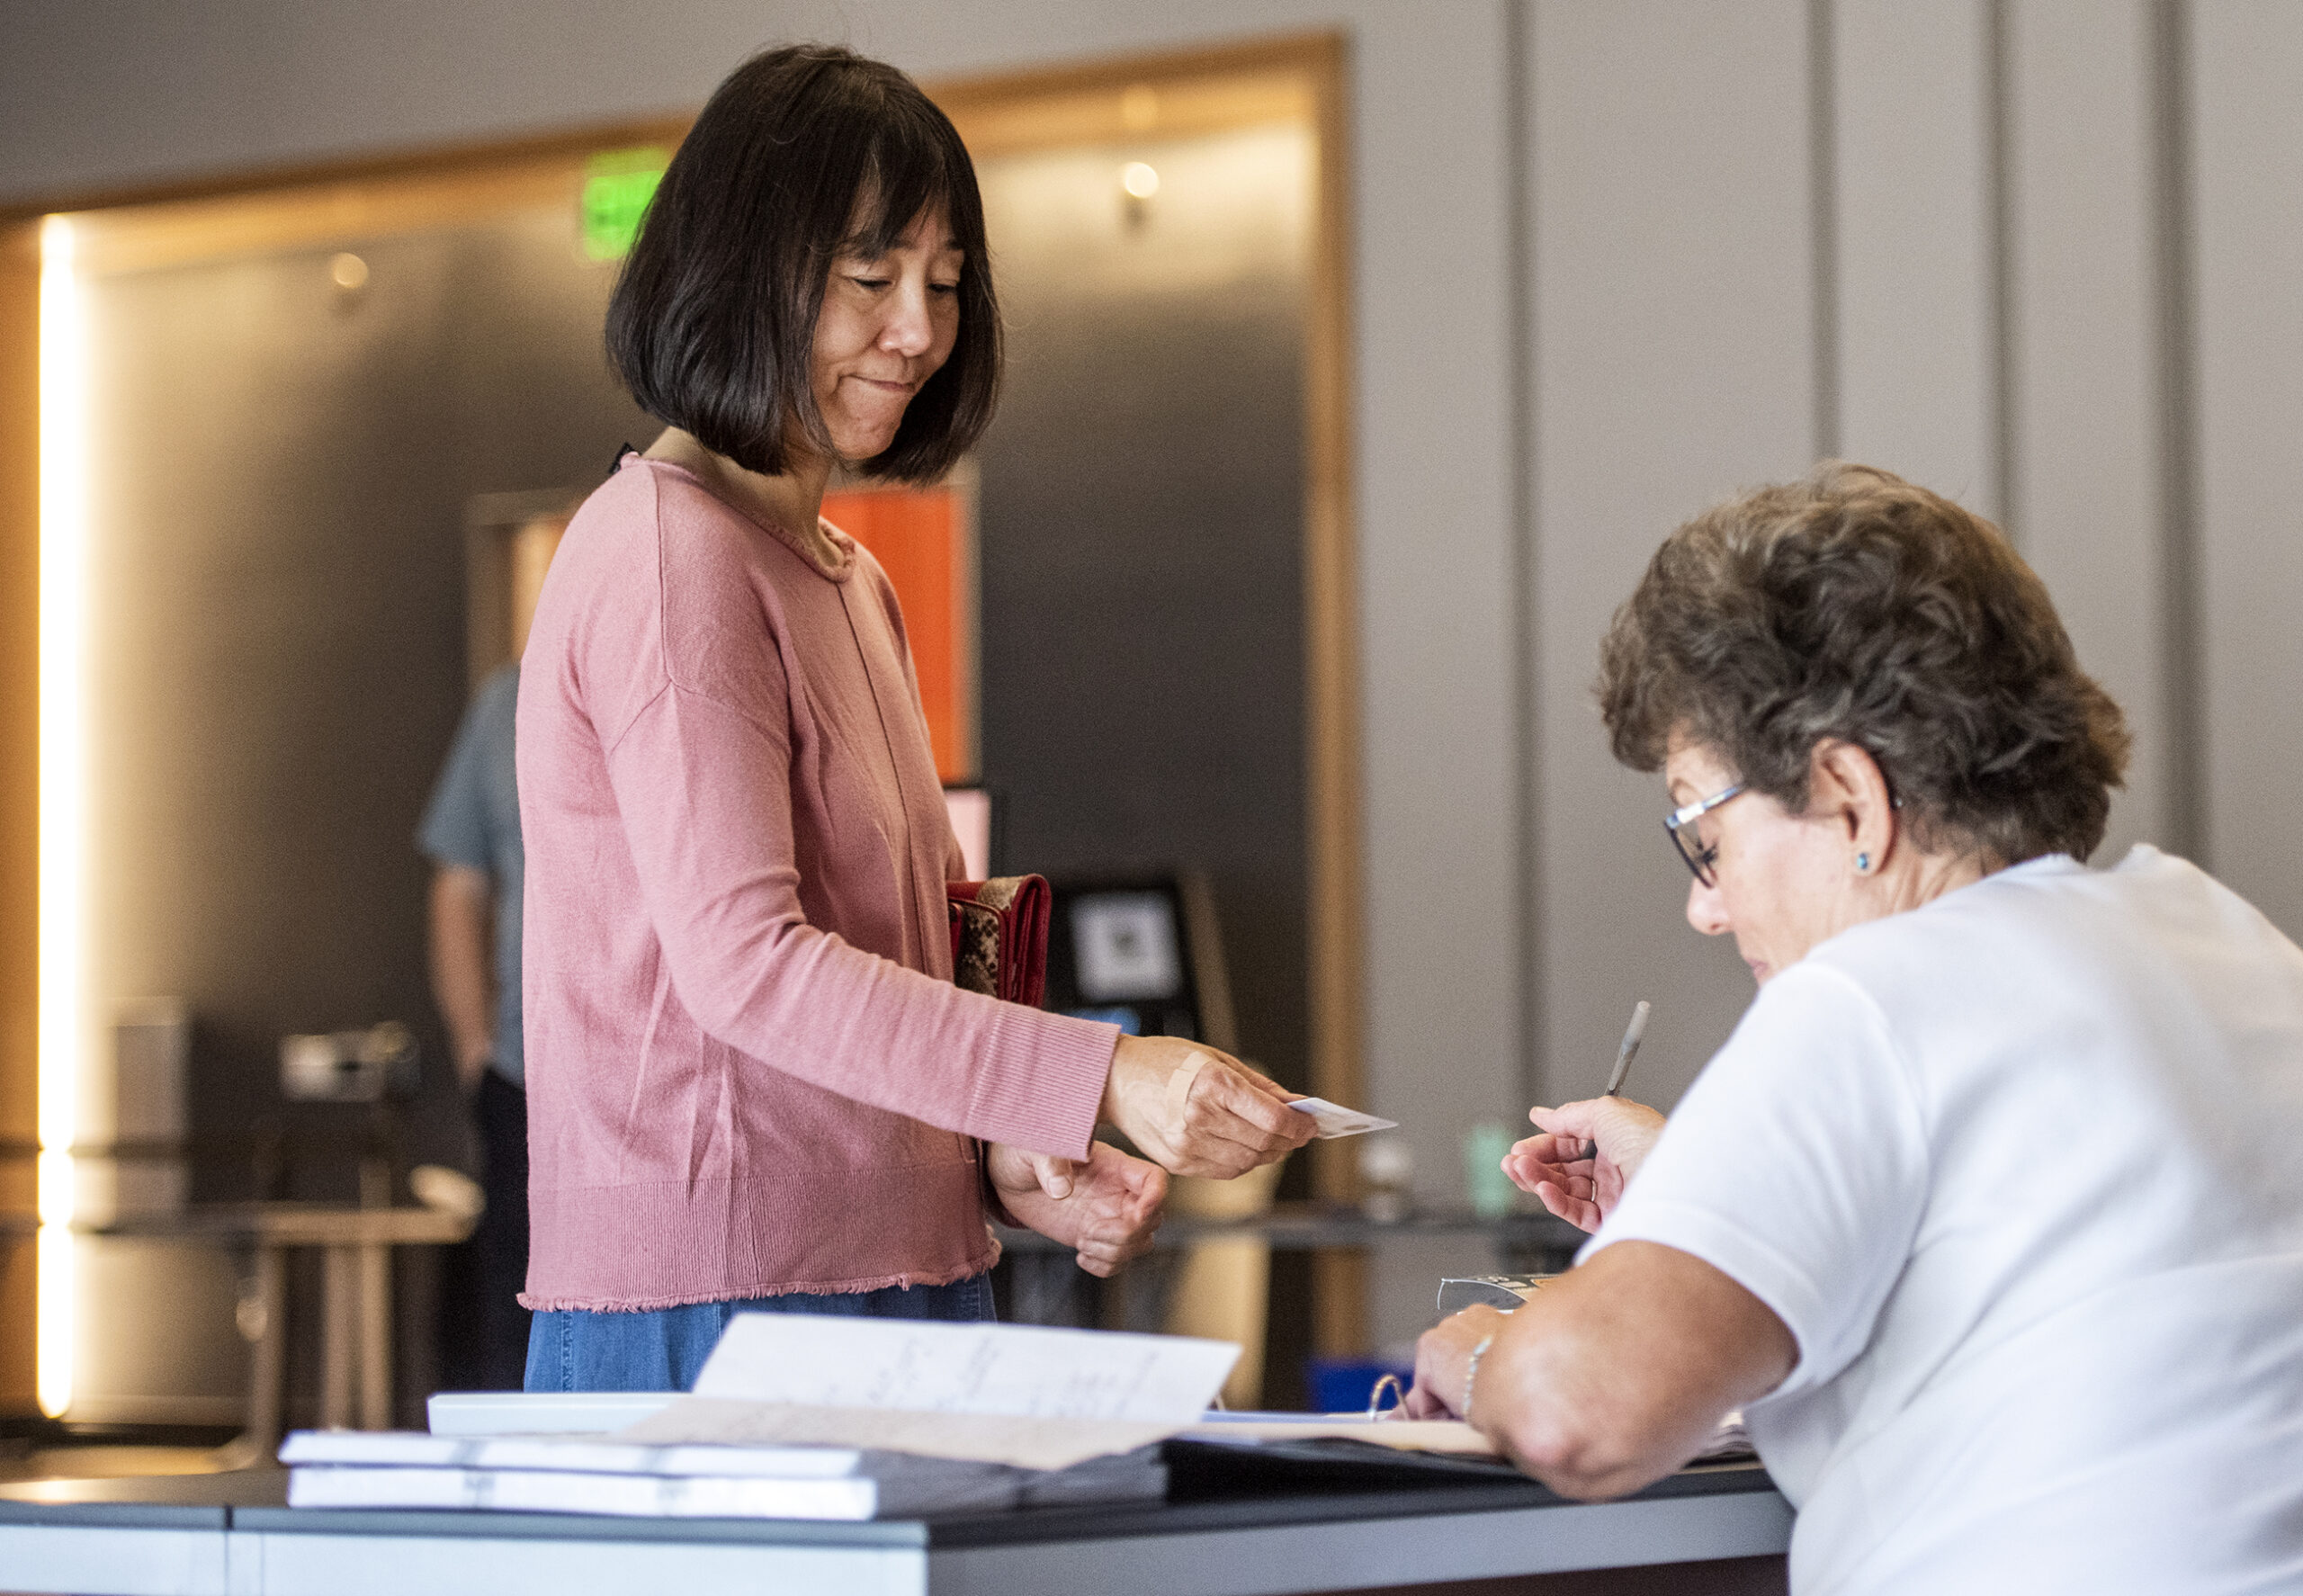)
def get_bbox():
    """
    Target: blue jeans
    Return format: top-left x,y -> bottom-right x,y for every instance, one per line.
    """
524,1274 -> 997,1393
